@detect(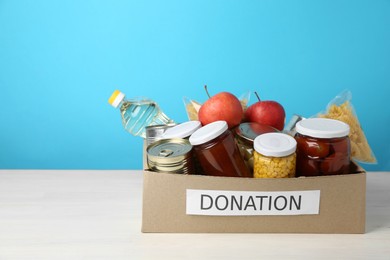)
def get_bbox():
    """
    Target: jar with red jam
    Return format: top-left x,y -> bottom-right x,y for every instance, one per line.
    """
189,121 -> 252,178
295,118 -> 351,176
